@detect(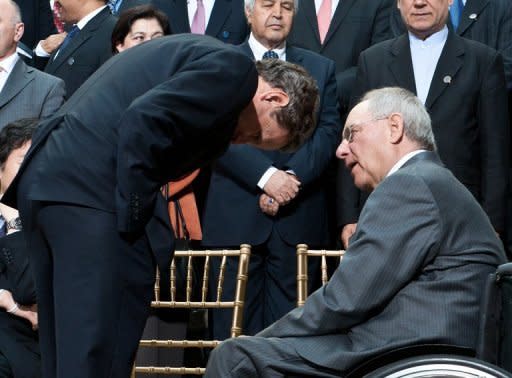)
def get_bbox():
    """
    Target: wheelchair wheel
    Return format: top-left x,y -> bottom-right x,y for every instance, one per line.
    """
364,355 -> 512,378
